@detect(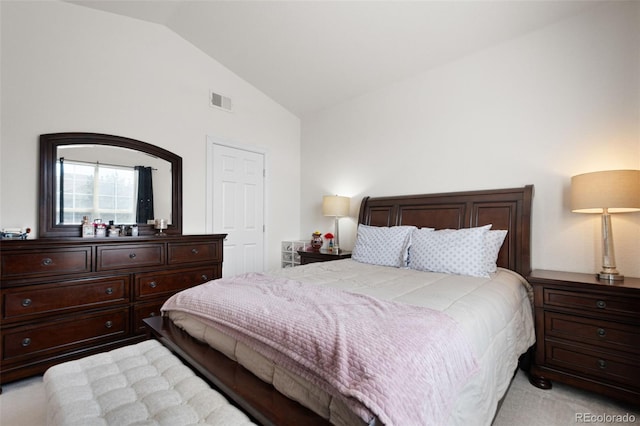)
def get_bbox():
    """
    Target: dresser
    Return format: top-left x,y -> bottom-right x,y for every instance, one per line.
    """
528,269 -> 640,405
0,234 -> 225,386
